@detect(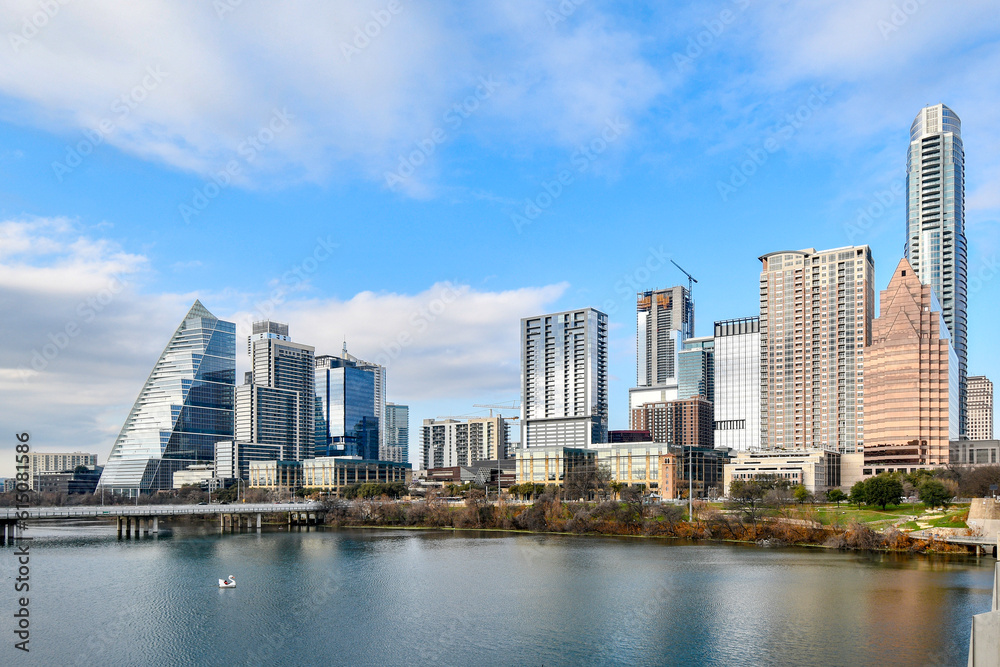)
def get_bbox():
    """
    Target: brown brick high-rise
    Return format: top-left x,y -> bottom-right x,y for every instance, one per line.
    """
865,258 -> 957,468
